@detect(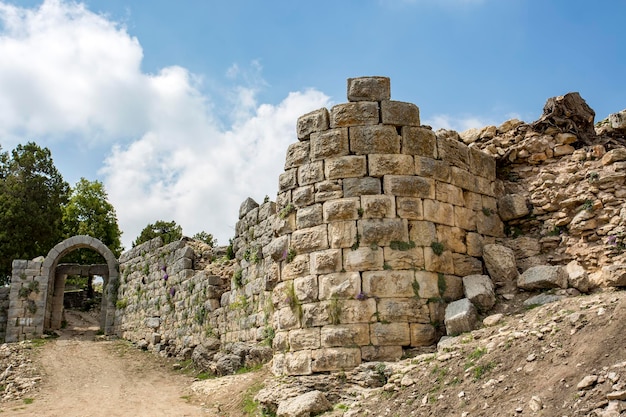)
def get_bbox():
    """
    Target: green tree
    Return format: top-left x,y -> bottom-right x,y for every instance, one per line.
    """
62,177 -> 123,263
0,142 -> 70,284
133,220 -> 182,247
192,231 -> 216,247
